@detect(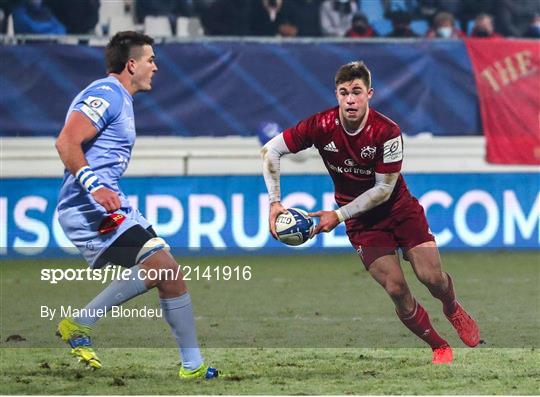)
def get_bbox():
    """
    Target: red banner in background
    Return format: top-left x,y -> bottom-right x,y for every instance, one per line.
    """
465,39 -> 540,165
